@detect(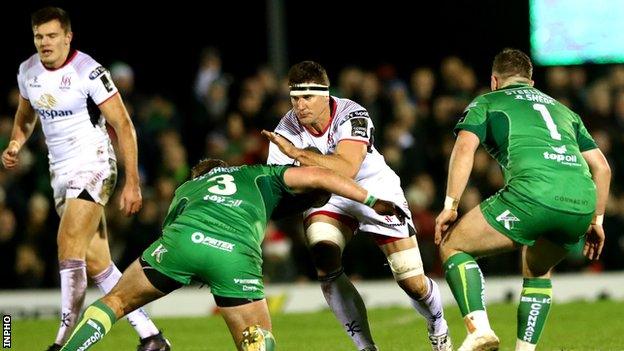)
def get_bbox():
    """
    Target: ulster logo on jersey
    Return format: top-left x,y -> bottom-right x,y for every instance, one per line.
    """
59,73 -> 72,89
